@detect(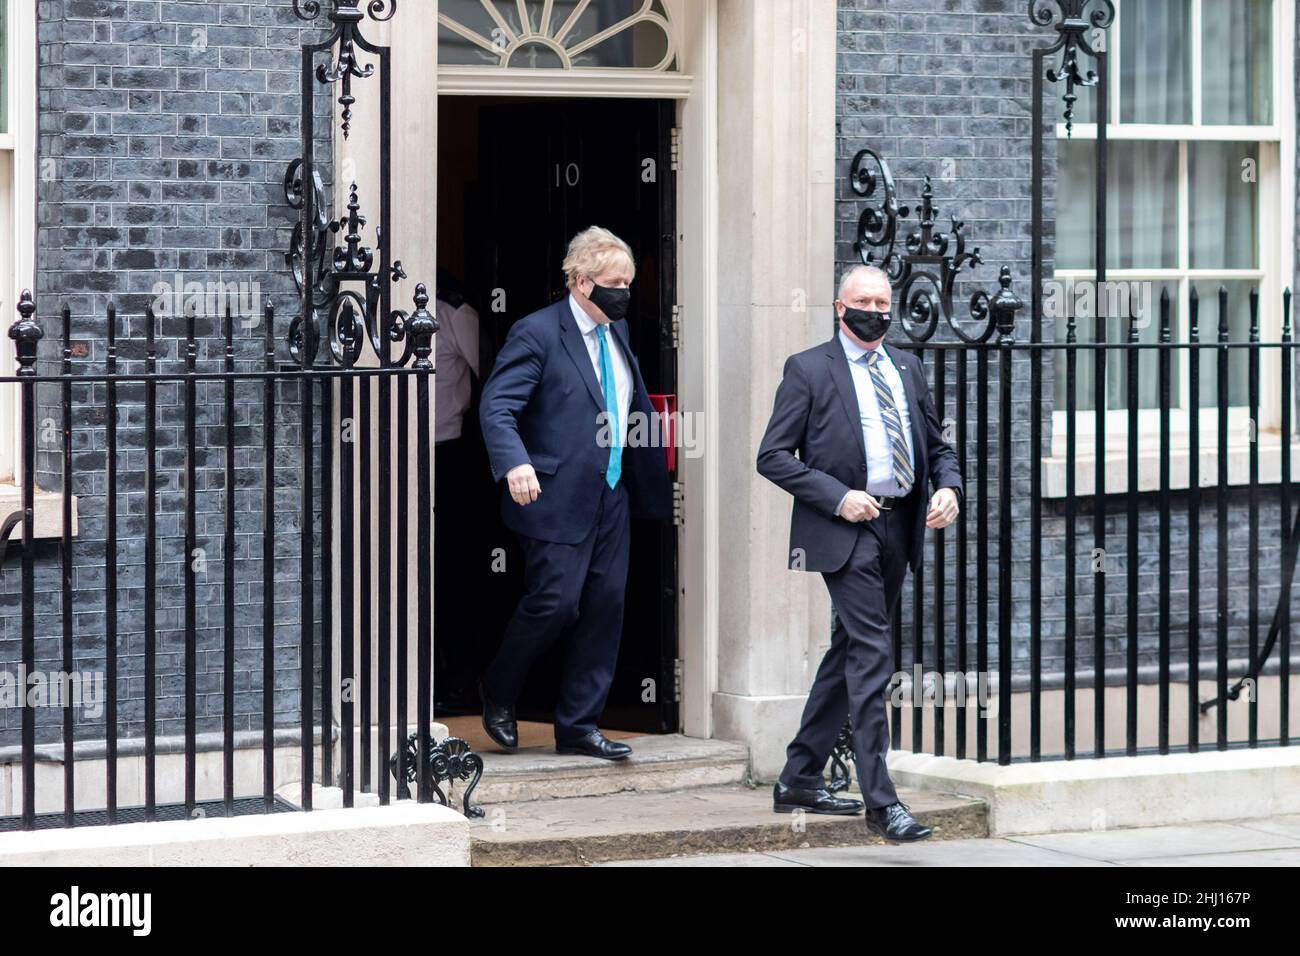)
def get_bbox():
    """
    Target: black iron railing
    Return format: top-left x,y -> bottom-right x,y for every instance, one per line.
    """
847,140 -> 1294,764
0,0 -> 483,833
0,285 -> 446,831
835,0 -> 1299,767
